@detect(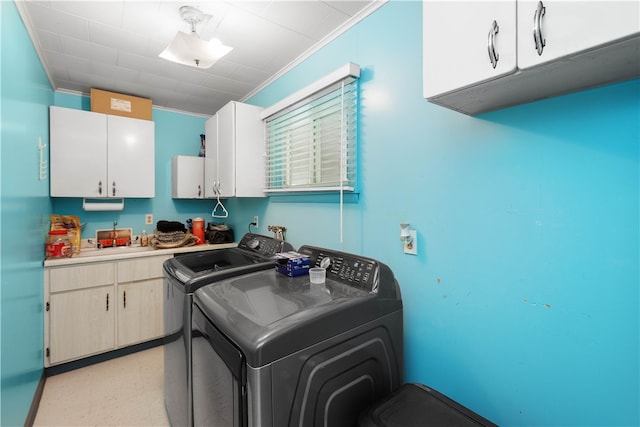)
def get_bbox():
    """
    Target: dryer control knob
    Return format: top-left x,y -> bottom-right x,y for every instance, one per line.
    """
248,239 -> 260,249
320,257 -> 332,269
